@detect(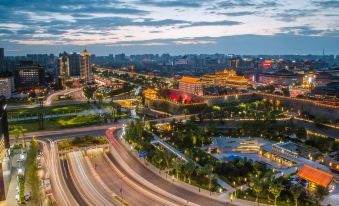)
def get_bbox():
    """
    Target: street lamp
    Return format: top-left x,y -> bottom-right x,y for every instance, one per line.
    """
119,175 -> 126,200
